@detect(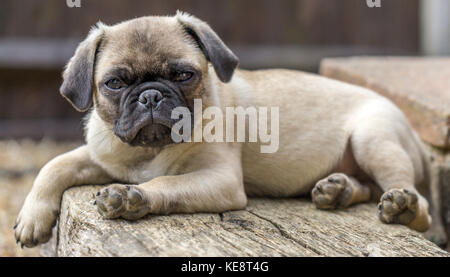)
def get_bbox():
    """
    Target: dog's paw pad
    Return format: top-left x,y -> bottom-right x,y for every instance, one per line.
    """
378,188 -> 418,225
312,173 -> 353,209
95,185 -> 148,219
95,185 -> 127,219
